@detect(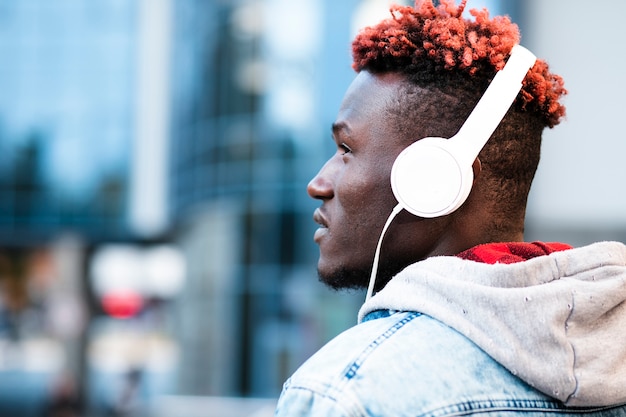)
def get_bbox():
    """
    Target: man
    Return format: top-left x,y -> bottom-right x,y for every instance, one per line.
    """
275,1 -> 626,416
